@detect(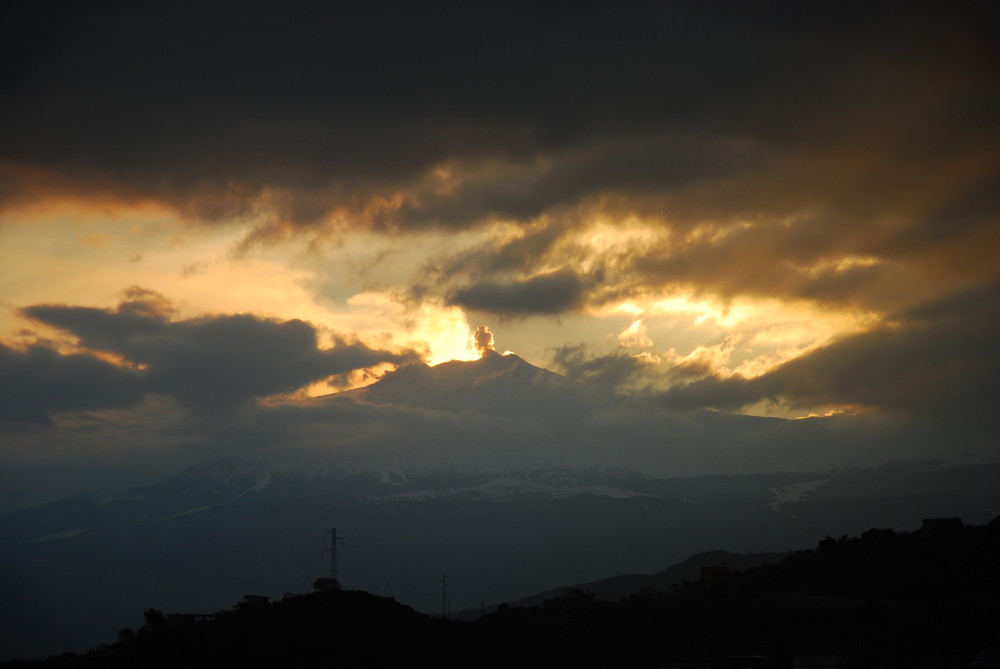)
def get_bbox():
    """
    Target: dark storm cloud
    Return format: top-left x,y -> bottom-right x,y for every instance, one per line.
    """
17,290 -> 416,416
431,156 -> 1000,313
3,1 -> 997,237
449,269 -> 586,316
0,342 -> 141,425
551,344 -> 648,393
380,133 -> 768,234
1,0 -> 997,337
660,283 -> 1000,416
